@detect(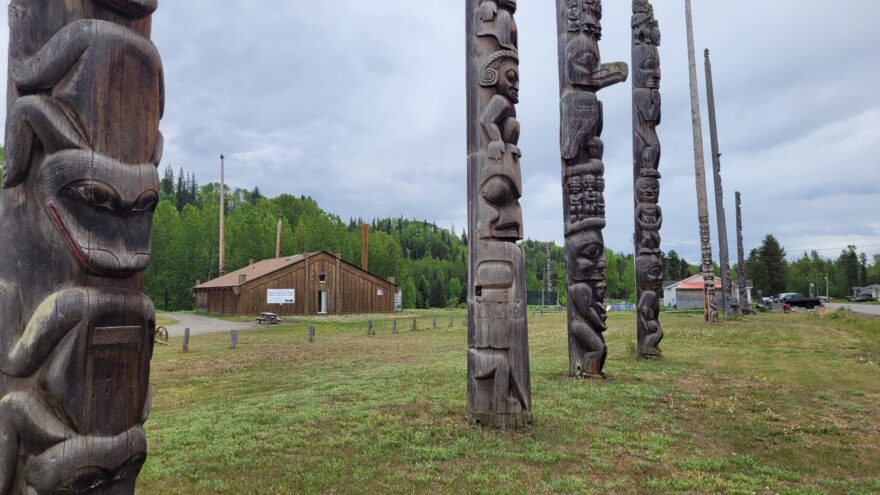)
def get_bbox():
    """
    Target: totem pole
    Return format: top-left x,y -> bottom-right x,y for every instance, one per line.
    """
684,0 -> 717,322
1,1 -> 164,493
466,0 -> 532,427
704,49 -> 732,318
632,0 -> 663,357
735,192 -> 750,313
555,0 -> 628,378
